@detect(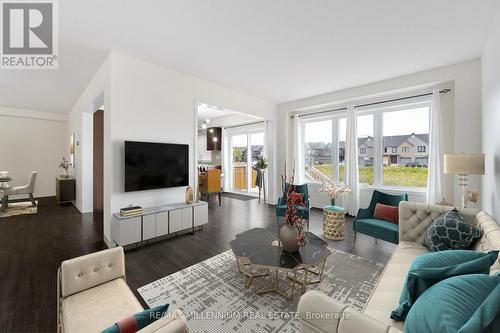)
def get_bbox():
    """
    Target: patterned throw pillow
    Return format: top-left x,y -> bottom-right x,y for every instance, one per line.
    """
424,209 -> 481,252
